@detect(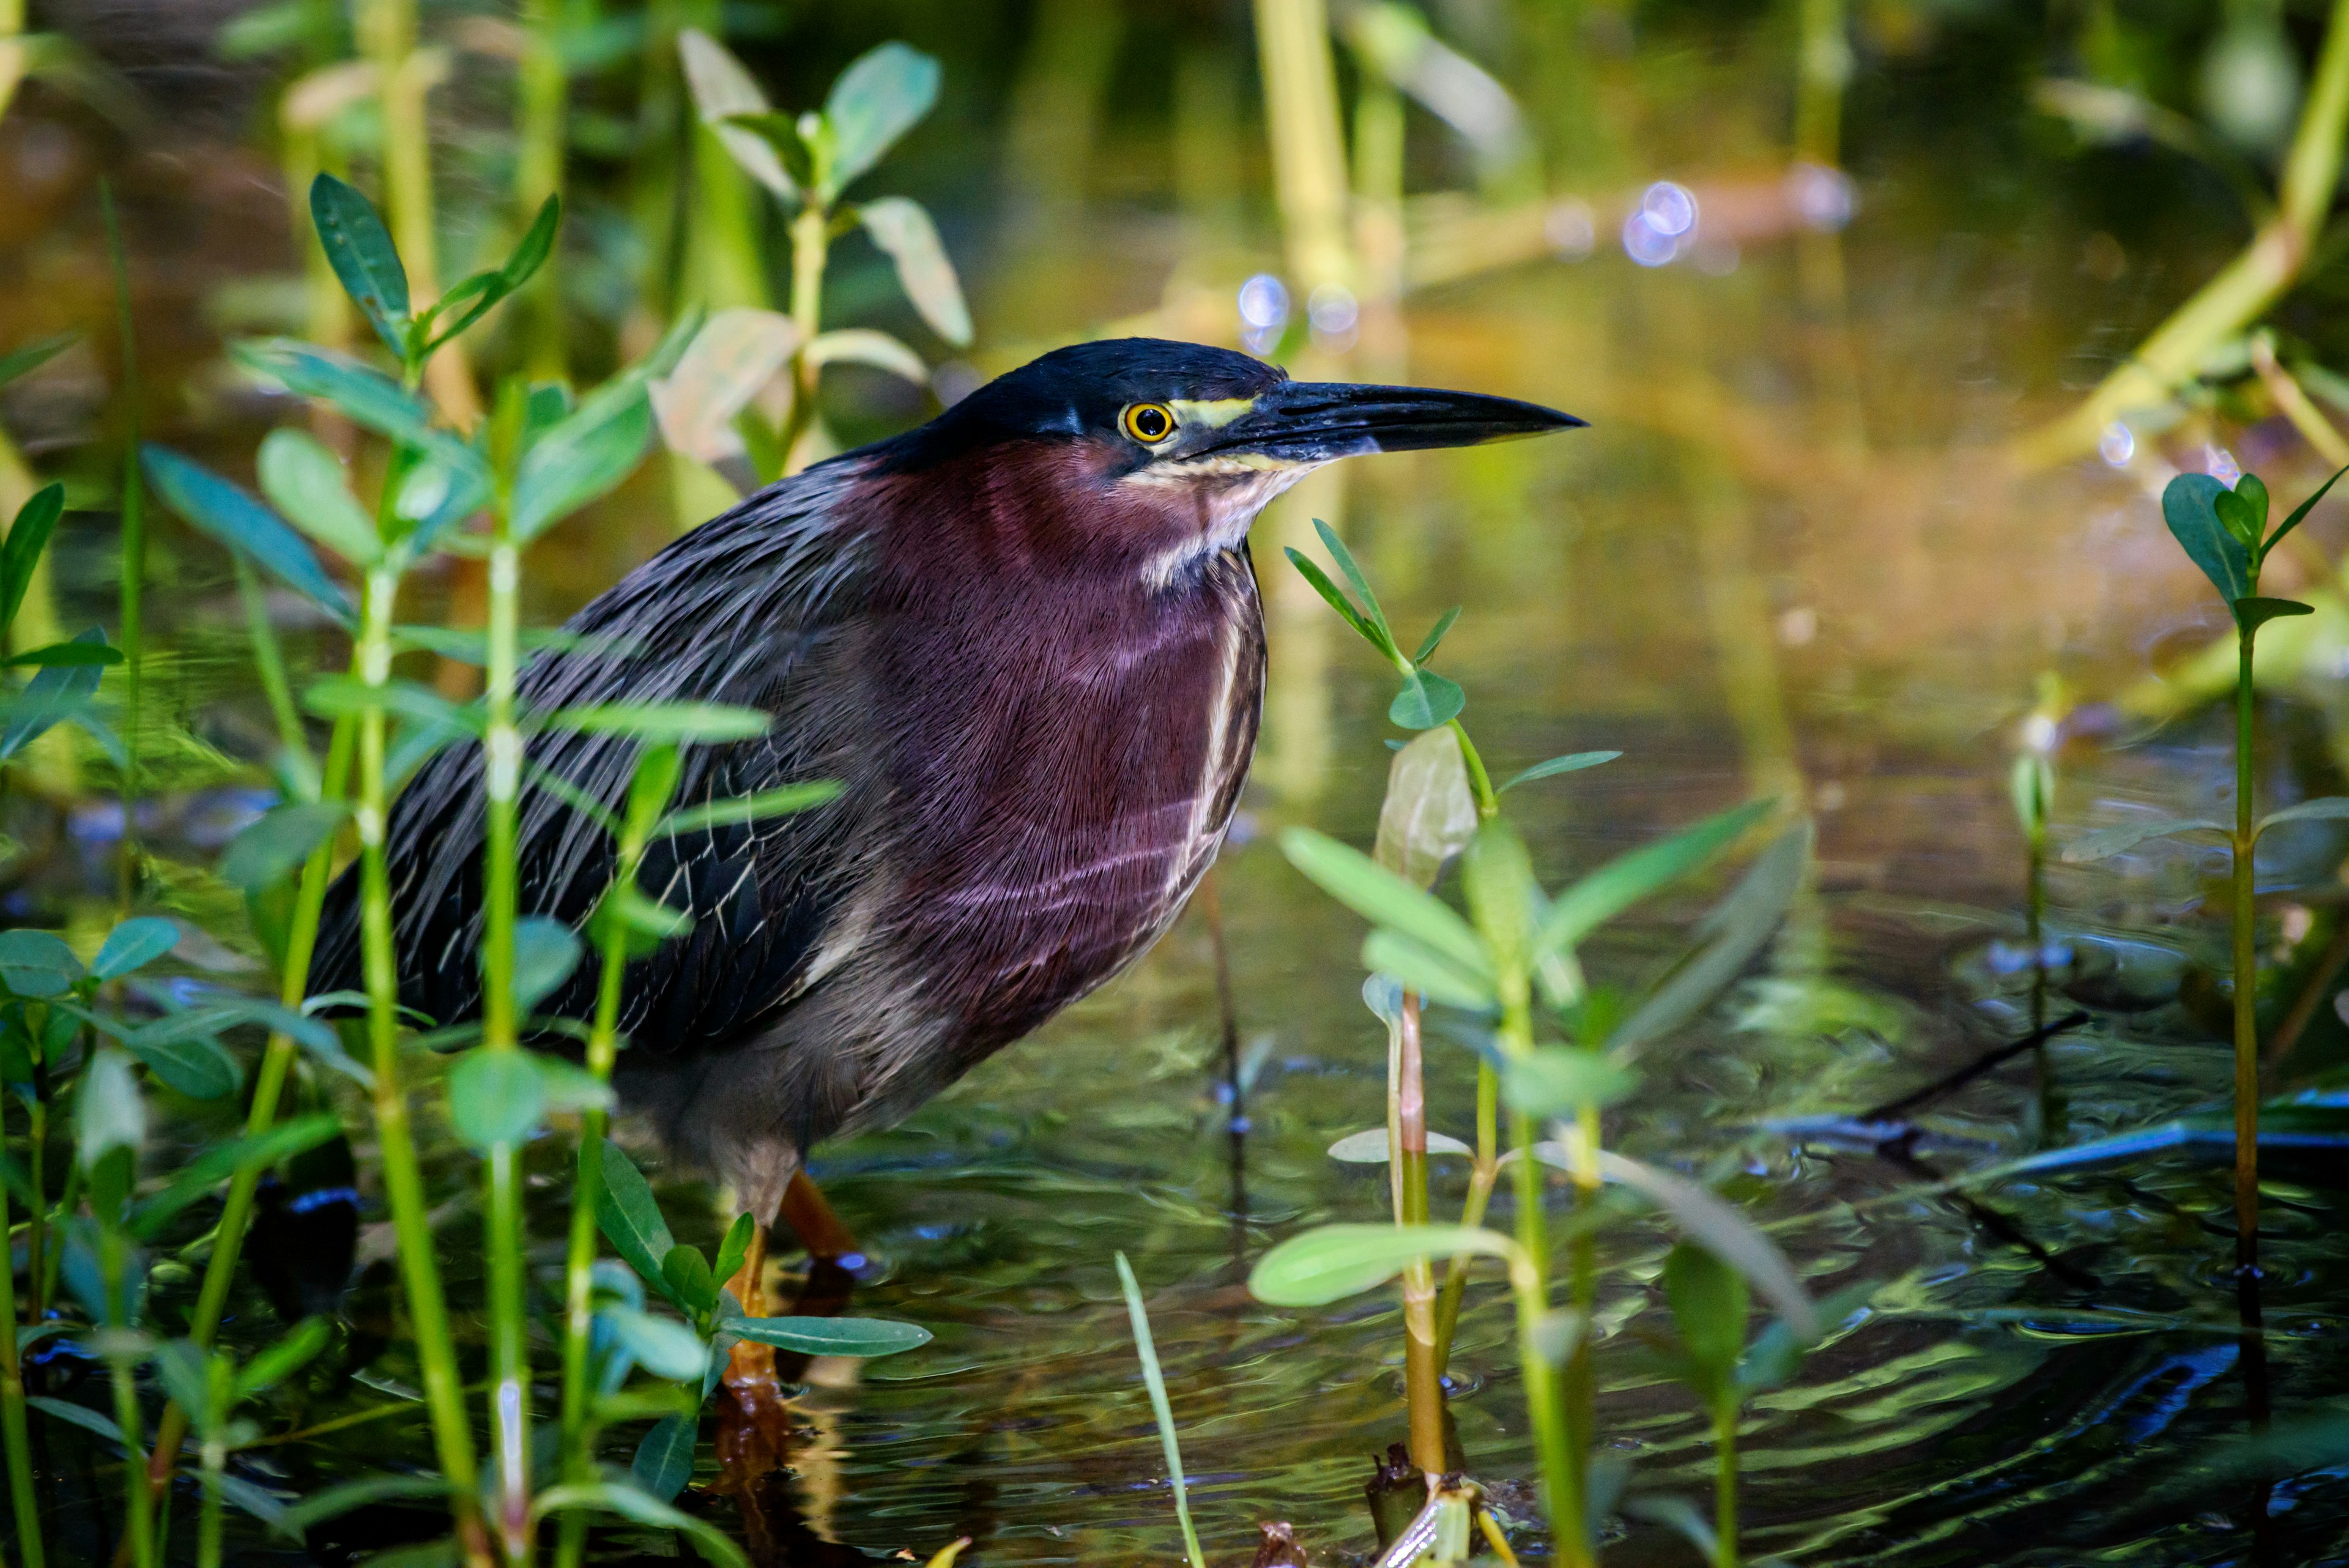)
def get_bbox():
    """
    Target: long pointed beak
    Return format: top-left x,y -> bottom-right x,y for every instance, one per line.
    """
1201,380 -> 1584,463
